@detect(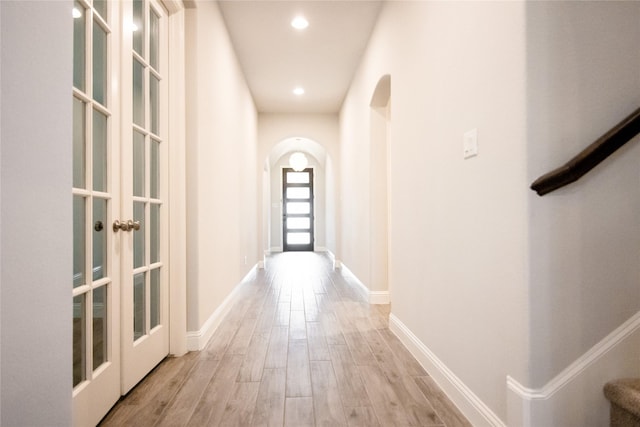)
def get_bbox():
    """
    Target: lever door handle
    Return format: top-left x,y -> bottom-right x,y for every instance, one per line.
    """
113,220 -> 141,232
